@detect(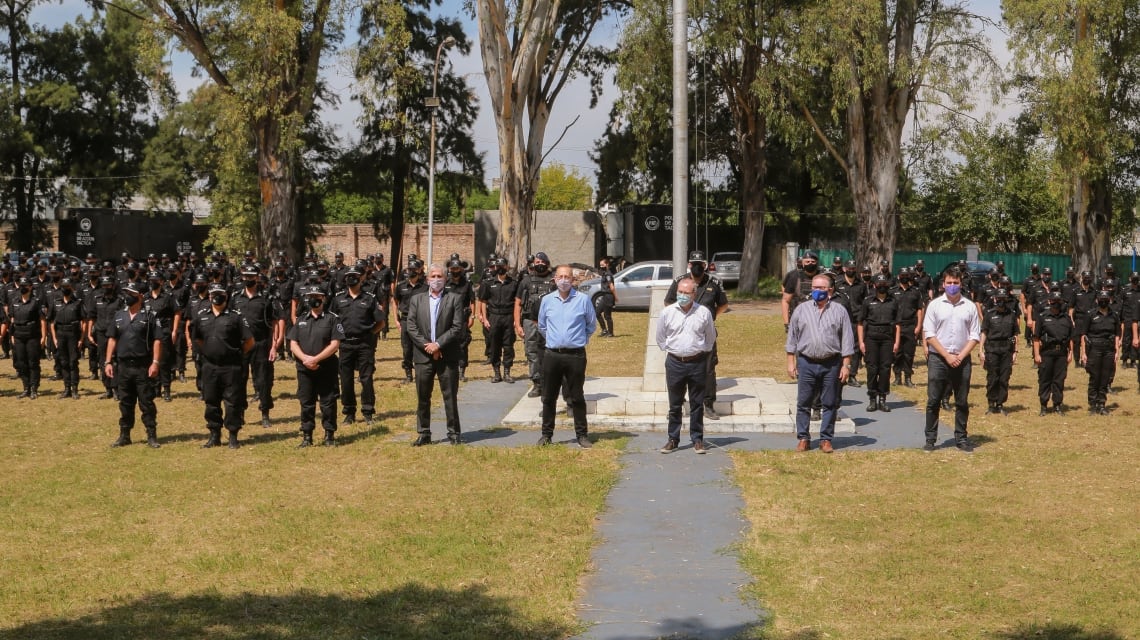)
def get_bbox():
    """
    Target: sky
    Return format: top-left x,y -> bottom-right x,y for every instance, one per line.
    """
30,0 -> 1012,193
